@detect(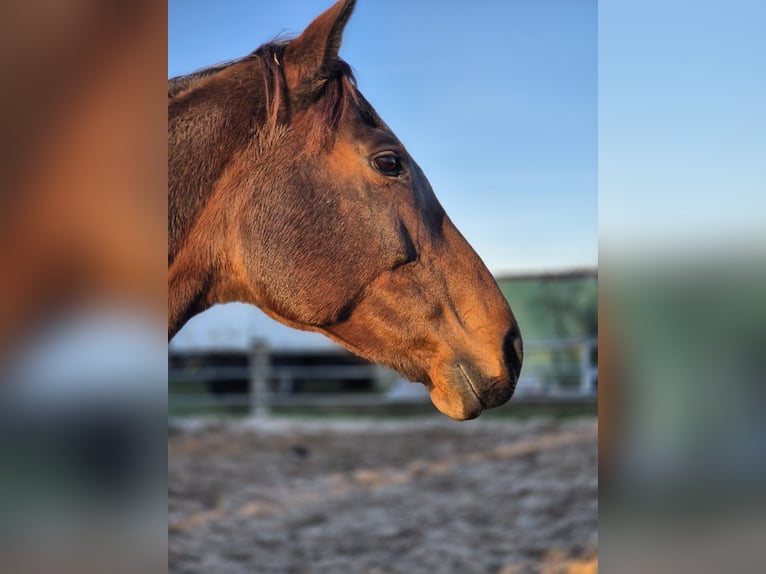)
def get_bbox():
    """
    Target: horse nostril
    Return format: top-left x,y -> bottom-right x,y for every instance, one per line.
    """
503,325 -> 523,383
